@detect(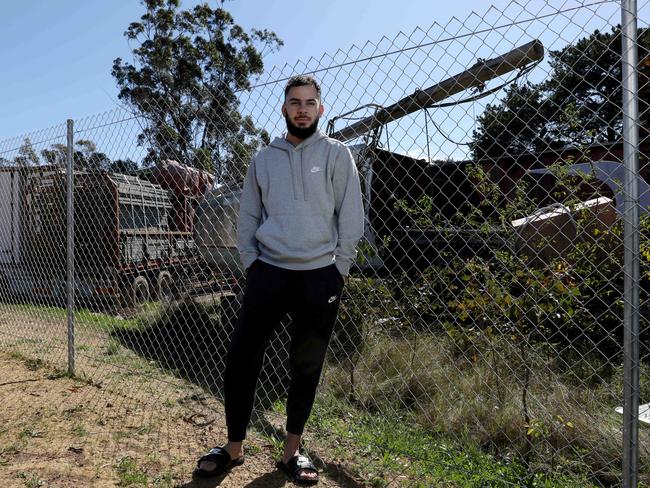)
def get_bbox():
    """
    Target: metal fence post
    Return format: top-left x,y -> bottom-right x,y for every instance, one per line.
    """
621,1 -> 640,487
66,119 -> 75,376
